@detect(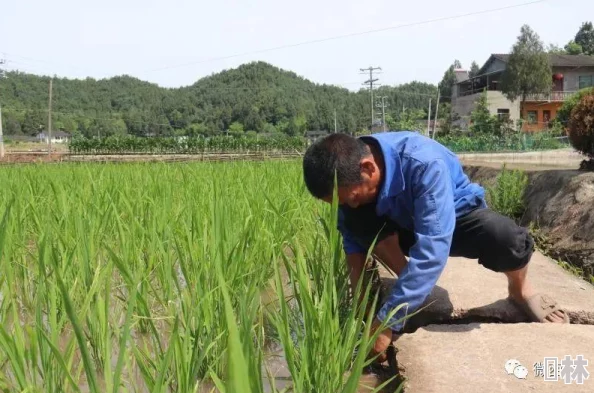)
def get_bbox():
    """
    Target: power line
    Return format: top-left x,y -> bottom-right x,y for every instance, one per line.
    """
0,51 -> 94,74
143,0 -> 548,73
